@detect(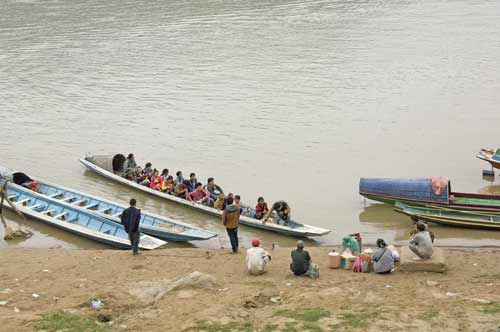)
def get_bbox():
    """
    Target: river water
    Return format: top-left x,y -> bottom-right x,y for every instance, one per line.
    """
1,0 -> 500,249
